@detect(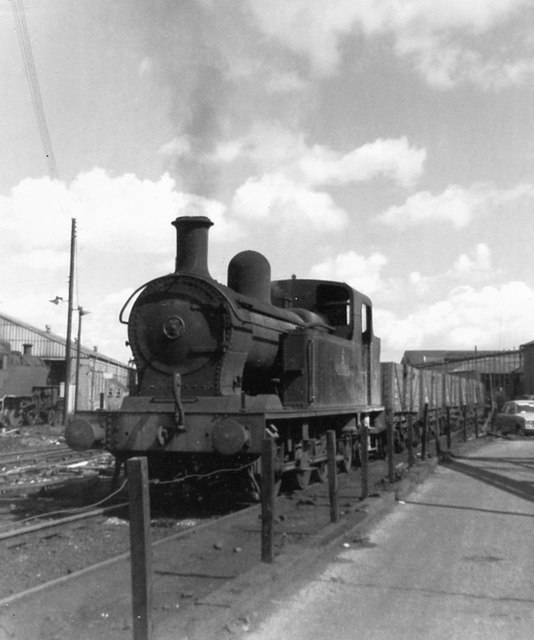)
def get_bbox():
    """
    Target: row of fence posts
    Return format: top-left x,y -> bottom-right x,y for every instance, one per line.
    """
126,407 -> 482,638
126,429 -> 352,639
403,402 -> 481,467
